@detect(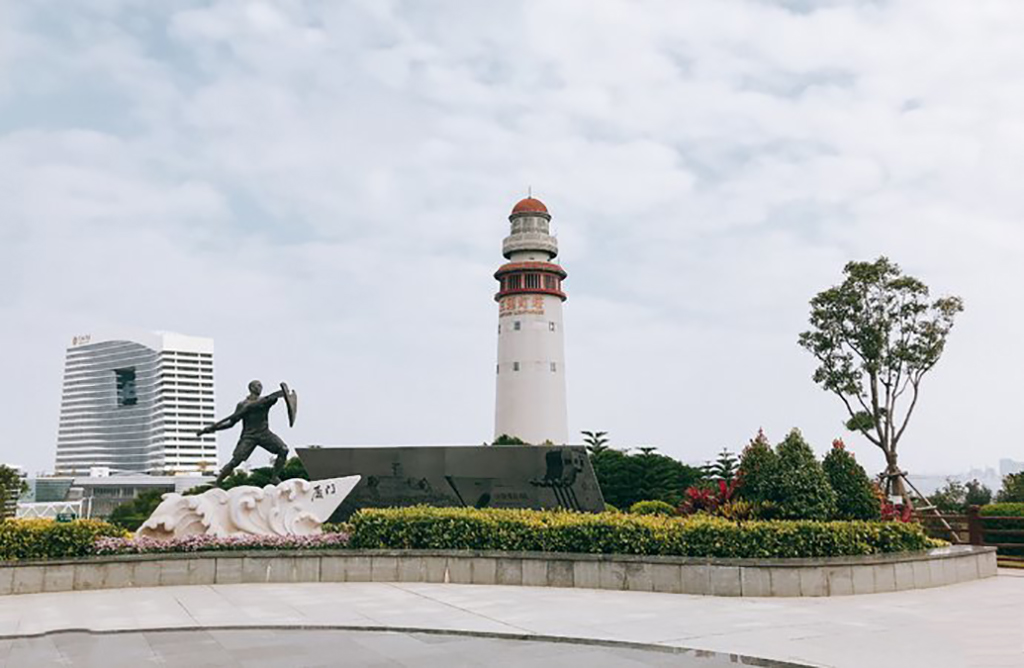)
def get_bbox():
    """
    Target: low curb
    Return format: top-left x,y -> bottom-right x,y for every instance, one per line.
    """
0,545 -> 996,597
